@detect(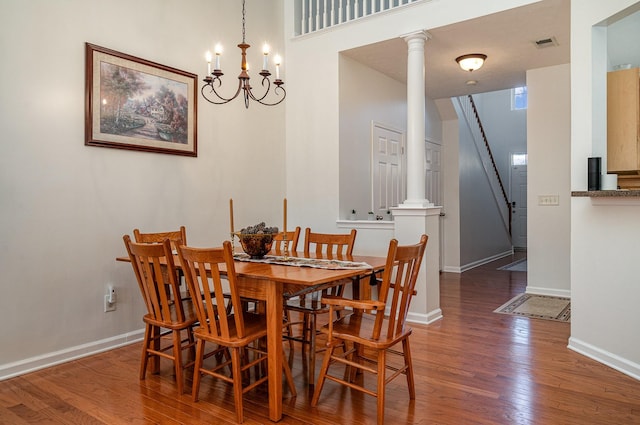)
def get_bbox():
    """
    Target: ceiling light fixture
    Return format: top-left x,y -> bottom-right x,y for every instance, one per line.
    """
455,54 -> 487,72
201,0 -> 285,108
